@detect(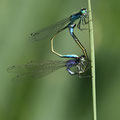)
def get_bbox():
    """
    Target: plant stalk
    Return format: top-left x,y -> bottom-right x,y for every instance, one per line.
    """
88,0 -> 97,120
